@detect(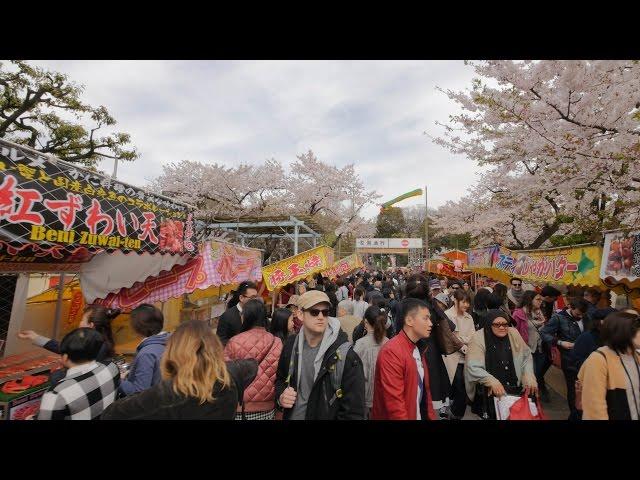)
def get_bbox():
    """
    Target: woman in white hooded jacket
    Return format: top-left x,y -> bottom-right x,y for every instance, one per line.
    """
443,289 -> 476,419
